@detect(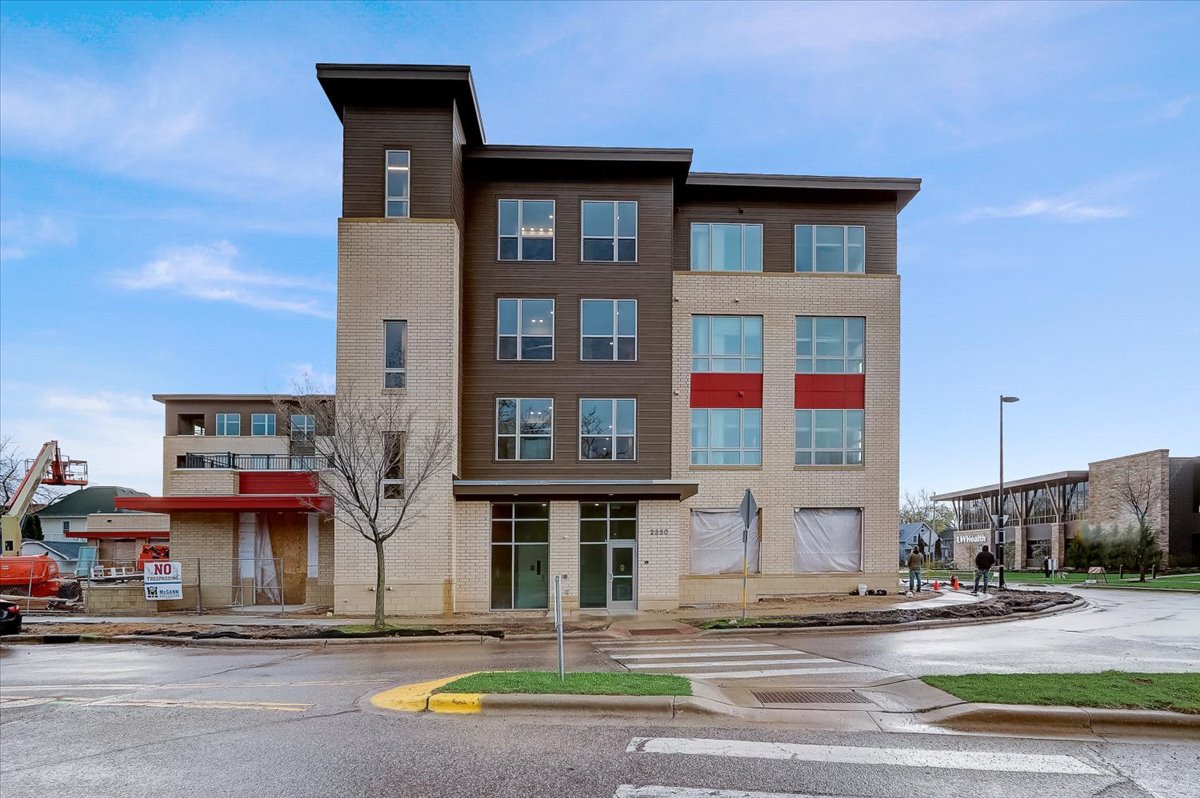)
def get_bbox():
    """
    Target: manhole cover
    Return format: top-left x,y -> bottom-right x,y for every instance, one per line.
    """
751,690 -> 872,705
629,628 -> 681,637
